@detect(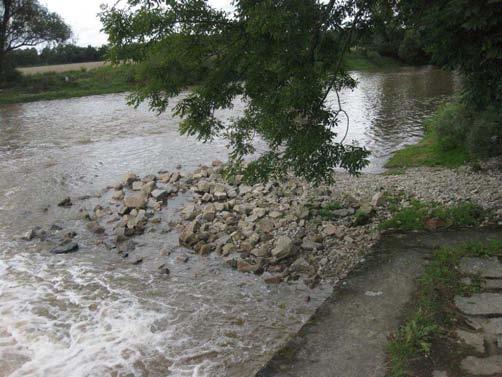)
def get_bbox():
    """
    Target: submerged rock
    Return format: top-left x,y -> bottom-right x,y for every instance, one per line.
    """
50,242 -> 79,254
58,197 -> 72,207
